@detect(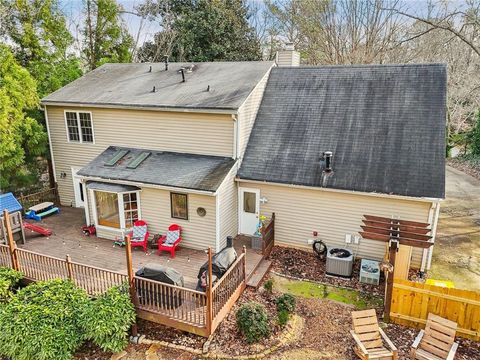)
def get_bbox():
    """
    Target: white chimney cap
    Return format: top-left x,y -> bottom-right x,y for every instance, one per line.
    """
285,42 -> 295,51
